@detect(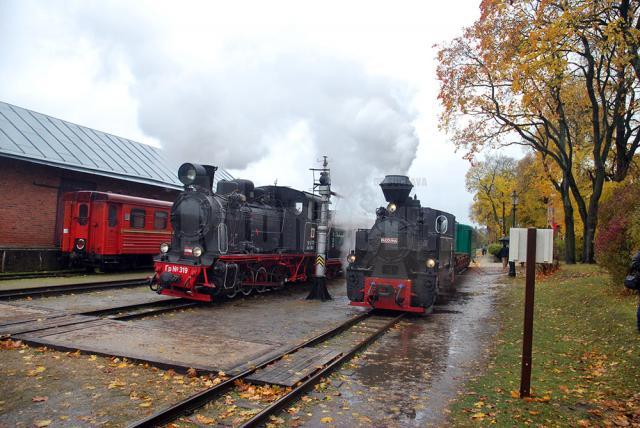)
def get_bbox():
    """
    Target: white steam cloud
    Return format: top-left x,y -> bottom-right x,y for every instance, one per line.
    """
3,1 -> 421,225
134,47 -> 420,223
